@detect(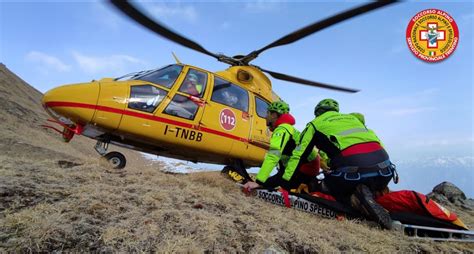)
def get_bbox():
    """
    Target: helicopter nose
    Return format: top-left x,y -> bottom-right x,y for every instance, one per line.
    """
42,82 -> 100,125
